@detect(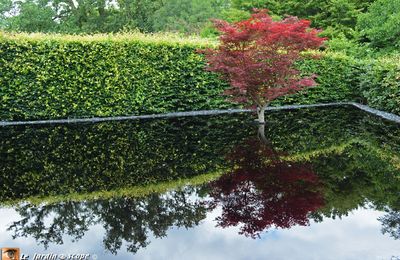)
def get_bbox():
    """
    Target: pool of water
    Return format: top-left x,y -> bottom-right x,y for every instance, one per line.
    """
0,106 -> 399,259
